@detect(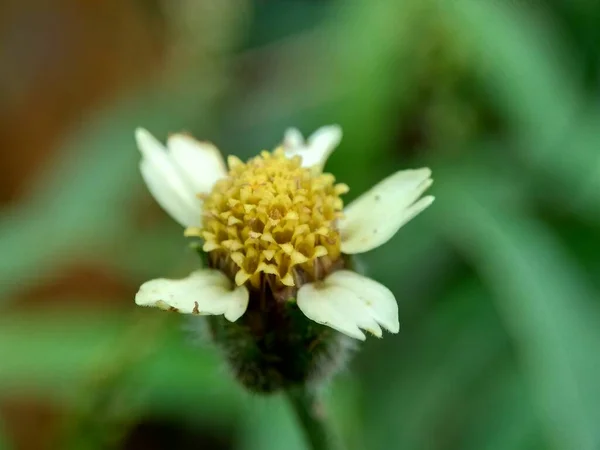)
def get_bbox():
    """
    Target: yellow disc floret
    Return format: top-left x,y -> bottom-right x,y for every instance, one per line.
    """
186,149 -> 348,290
